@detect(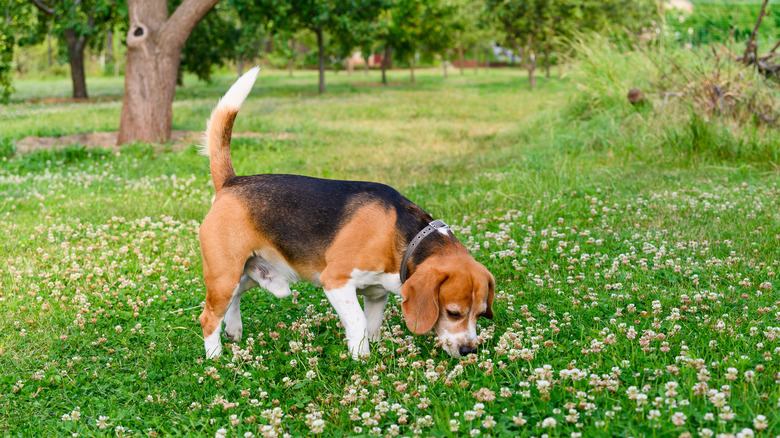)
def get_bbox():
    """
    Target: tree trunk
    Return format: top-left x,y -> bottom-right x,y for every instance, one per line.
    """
316,26 -> 325,94
458,45 -> 464,75
381,45 -> 390,85
64,28 -> 88,99
47,32 -> 53,68
528,57 -> 536,91
288,39 -> 294,77
106,30 -> 113,65
410,58 -> 414,83
363,54 -> 369,74
118,0 -> 219,145
545,51 -> 550,79
237,58 -> 243,76
485,47 -> 490,74
474,46 -> 478,75
443,52 -> 447,78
